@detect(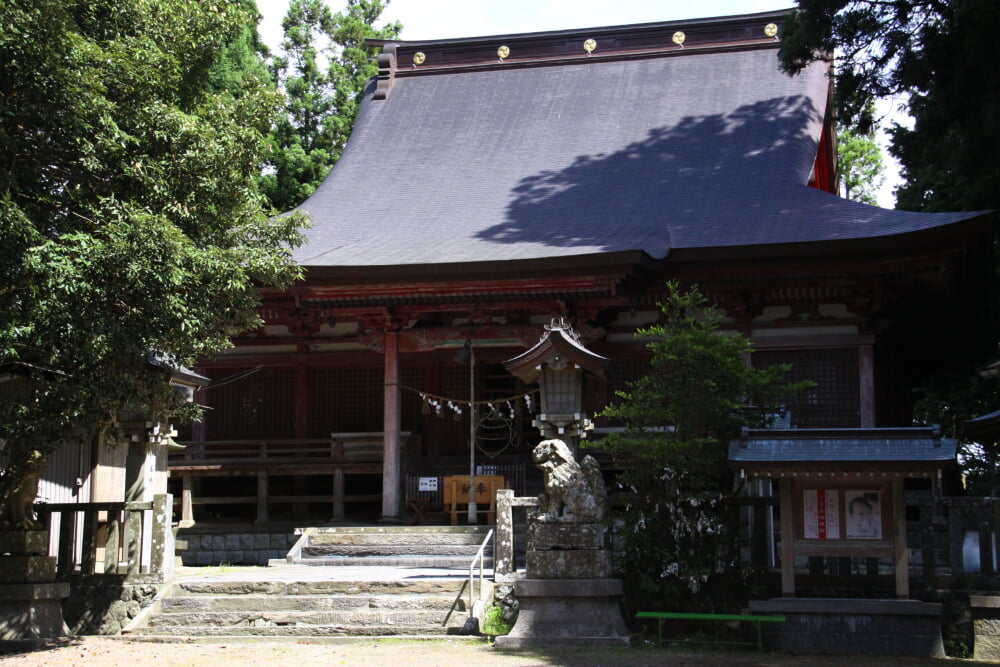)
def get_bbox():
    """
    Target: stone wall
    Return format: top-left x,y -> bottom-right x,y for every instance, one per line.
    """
62,575 -> 160,635
176,529 -> 298,566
